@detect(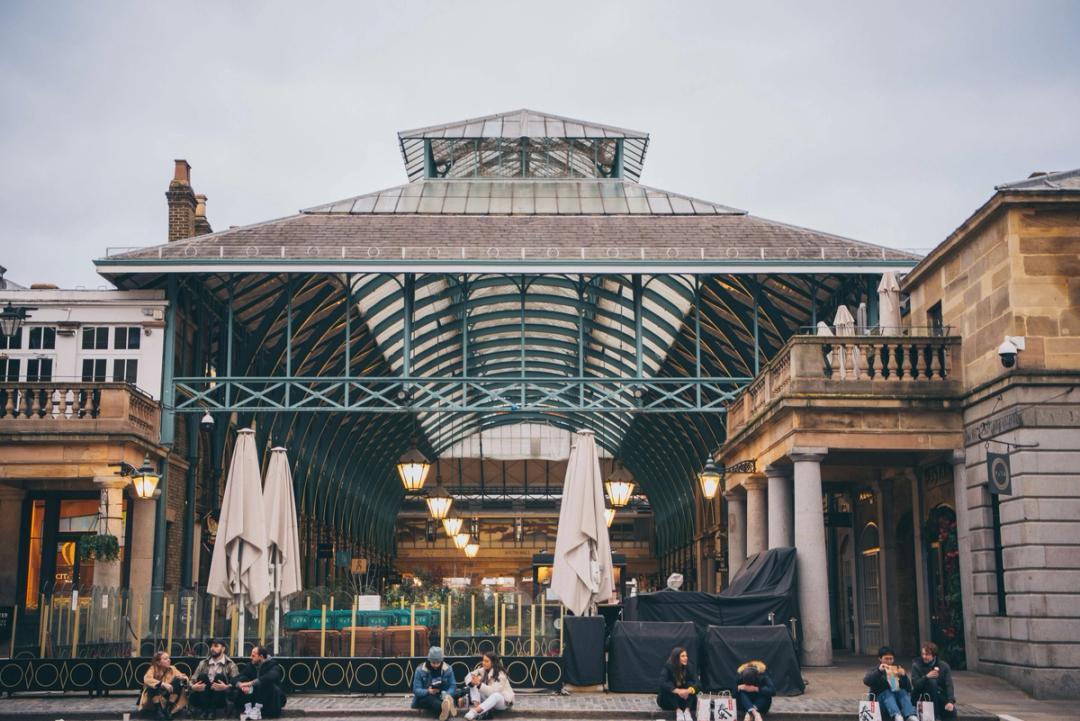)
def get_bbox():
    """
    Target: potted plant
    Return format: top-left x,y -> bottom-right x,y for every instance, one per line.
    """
77,534 -> 121,562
